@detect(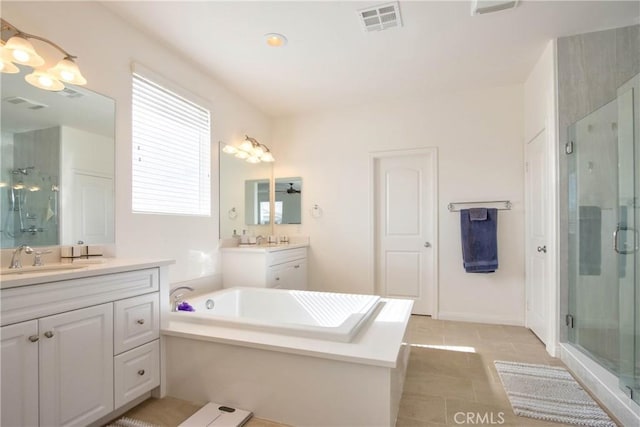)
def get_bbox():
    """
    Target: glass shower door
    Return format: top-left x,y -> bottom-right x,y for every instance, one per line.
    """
567,99 -> 620,373
617,74 -> 640,404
